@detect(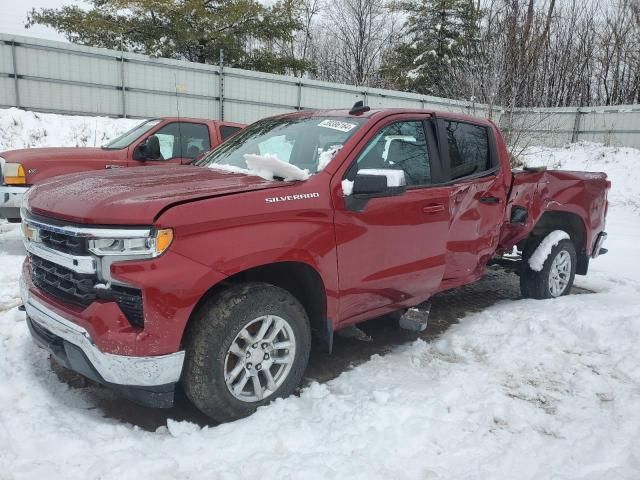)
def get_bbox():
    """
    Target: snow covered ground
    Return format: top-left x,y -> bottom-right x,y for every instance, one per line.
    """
0,110 -> 639,479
